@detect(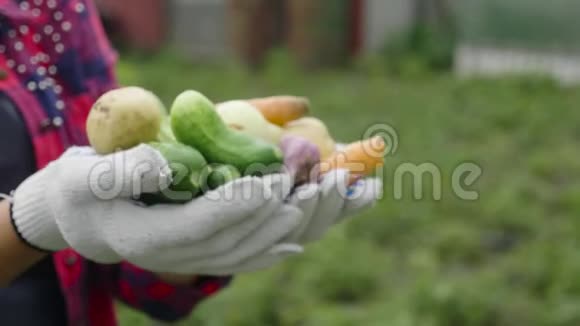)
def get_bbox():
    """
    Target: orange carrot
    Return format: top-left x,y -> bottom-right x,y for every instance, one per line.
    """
320,136 -> 386,185
247,96 -> 310,126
